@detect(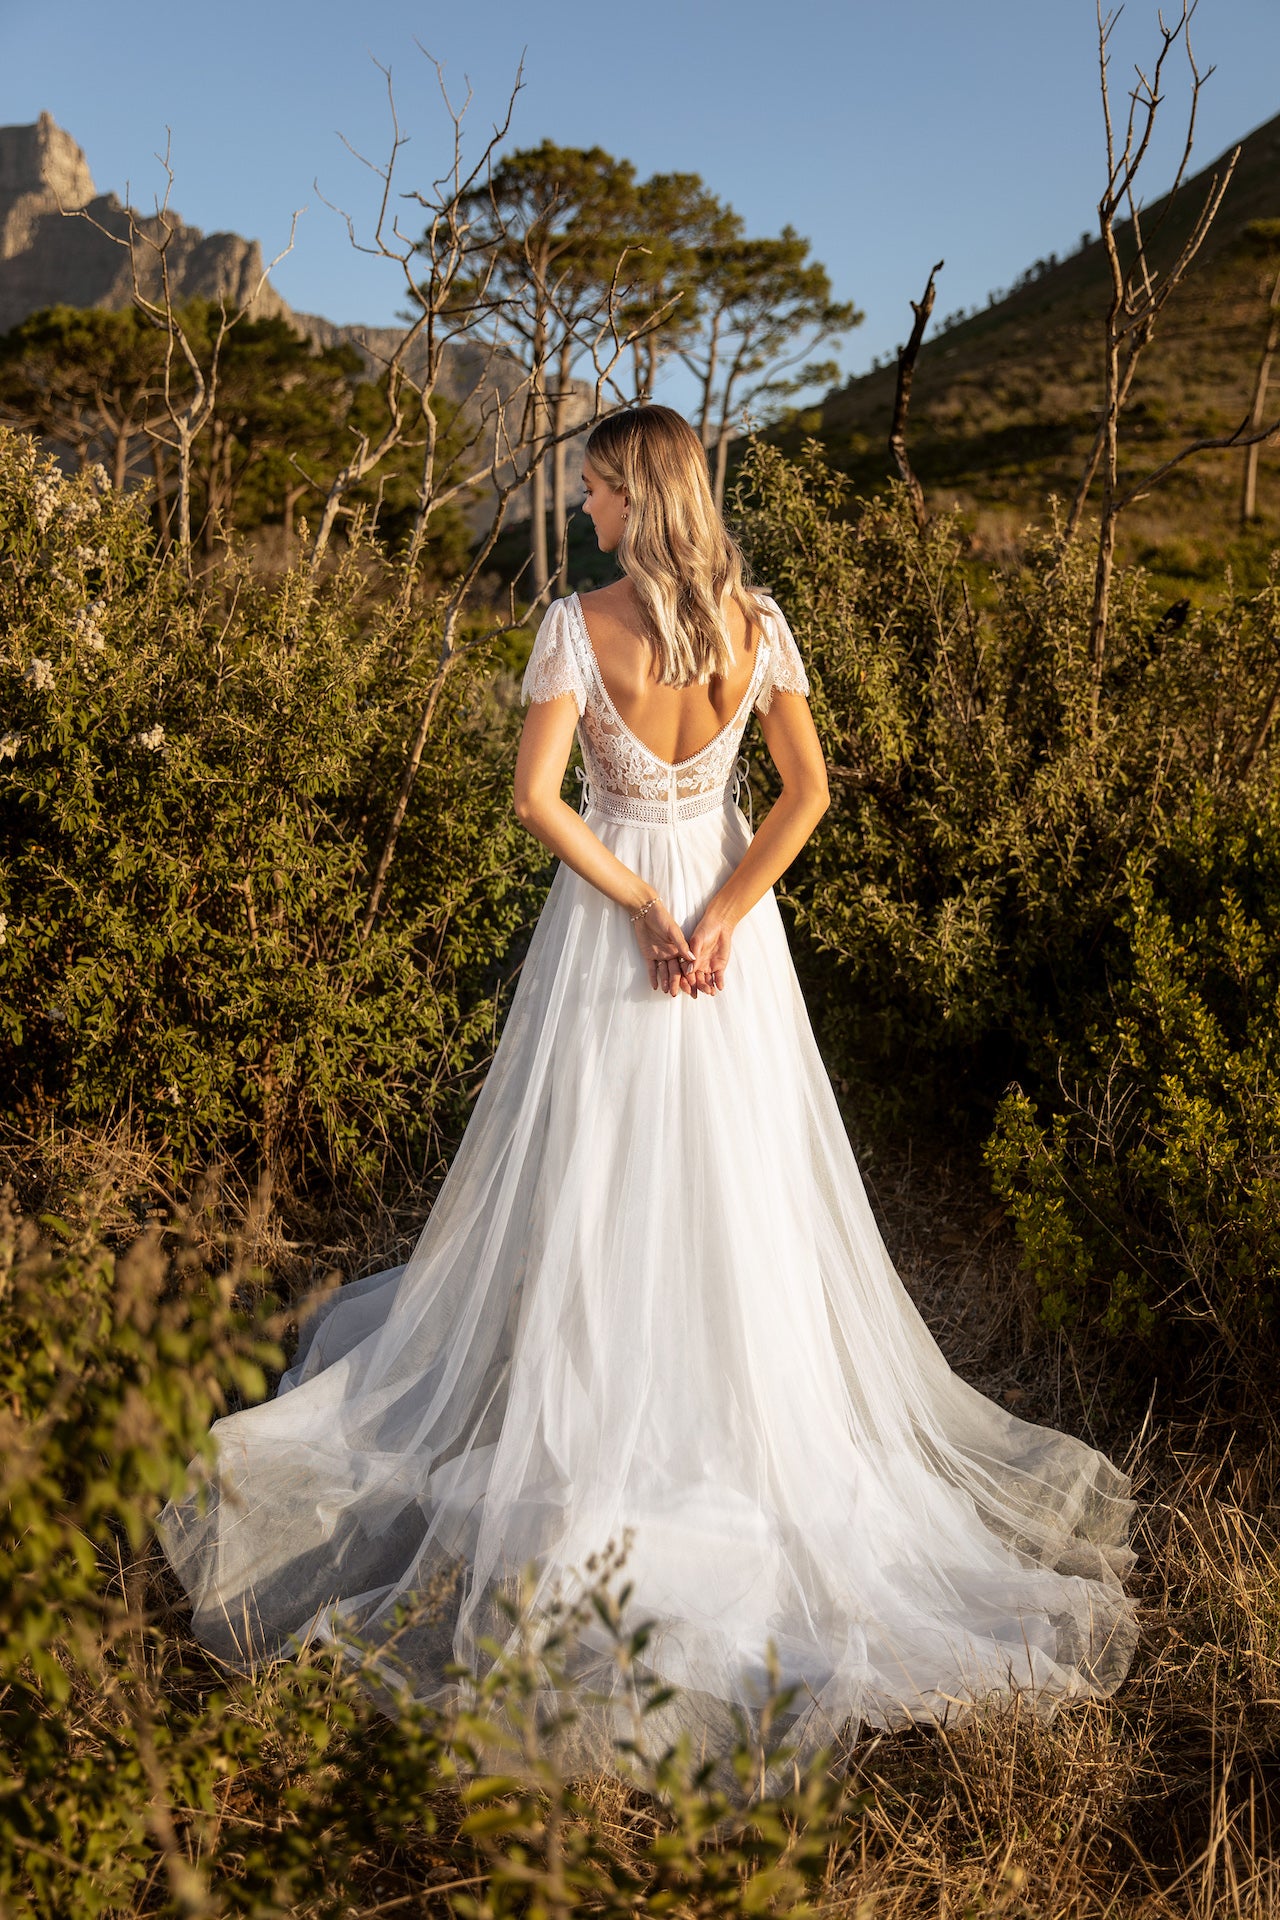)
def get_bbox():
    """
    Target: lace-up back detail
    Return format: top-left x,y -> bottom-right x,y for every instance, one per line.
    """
521,592 -> 809,828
